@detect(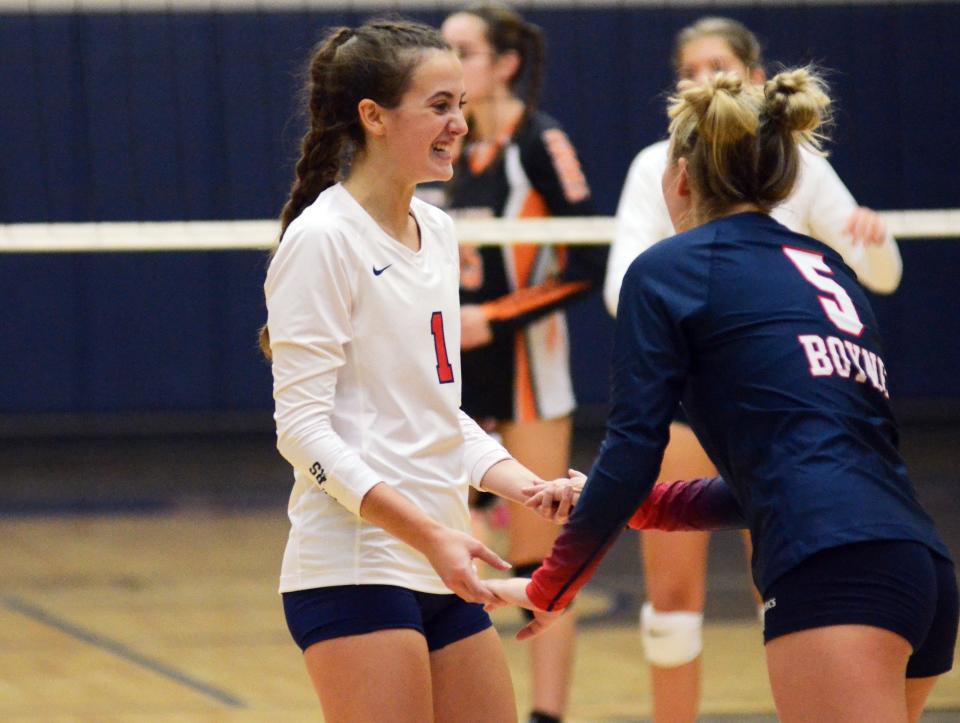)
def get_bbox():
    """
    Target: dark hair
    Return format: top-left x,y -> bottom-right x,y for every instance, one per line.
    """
260,19 -> 449,358
461,2 -> 545,113
667,68 -> 832,223
673,16 -> 764,77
